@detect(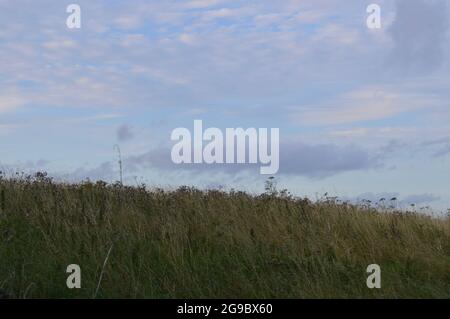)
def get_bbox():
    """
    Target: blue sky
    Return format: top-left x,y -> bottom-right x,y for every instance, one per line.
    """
1,0 -> 450,212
